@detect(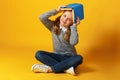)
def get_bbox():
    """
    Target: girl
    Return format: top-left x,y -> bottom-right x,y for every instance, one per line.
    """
31,6 -> 83,75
